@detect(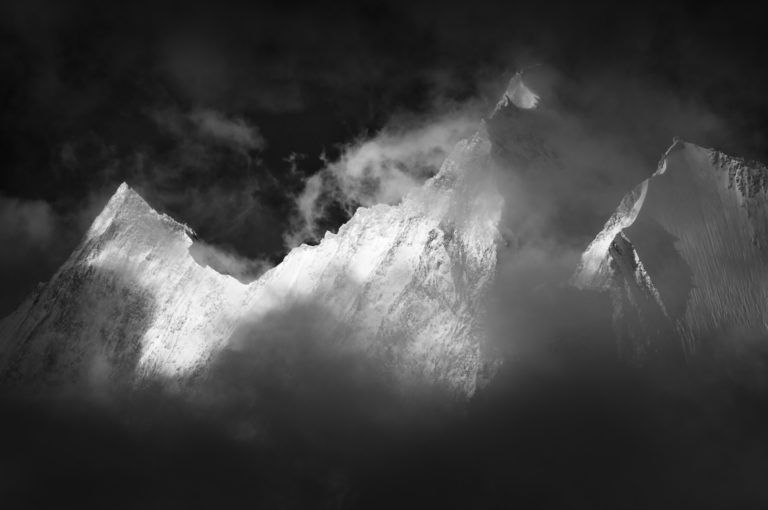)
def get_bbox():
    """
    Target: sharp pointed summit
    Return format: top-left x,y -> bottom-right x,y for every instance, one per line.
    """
492,70 -> 540,116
